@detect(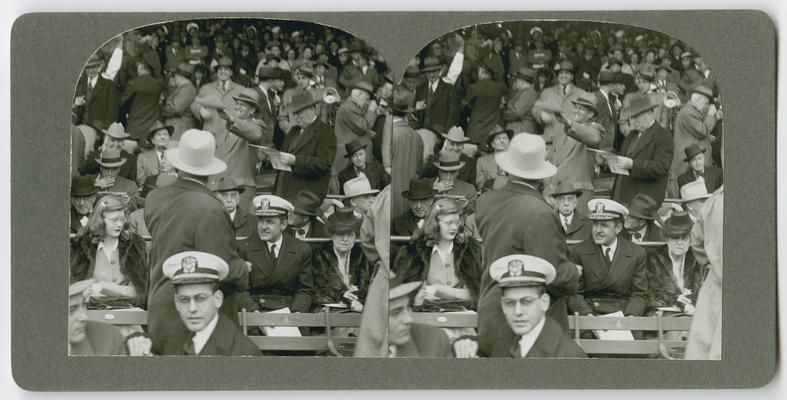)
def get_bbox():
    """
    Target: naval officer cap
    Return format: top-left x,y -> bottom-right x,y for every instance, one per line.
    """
253,195 -> 294,217
489,255 -> 556,288
163,251 -> 229,285
587,198 -> 628,221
